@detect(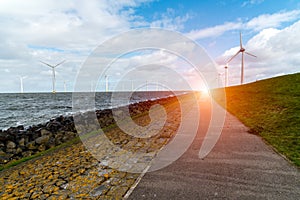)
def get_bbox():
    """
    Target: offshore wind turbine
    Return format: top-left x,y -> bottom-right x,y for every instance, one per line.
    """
227,32 -> 257,85
40,60 -> 65,93
105,75 -> 109,92
19,76 -> 27,93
